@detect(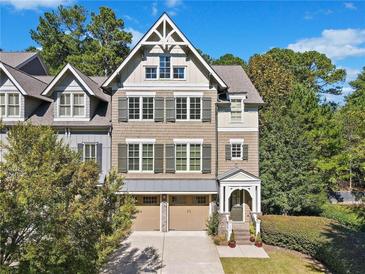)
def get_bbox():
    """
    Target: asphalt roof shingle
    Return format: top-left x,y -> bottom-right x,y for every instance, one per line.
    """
0,52 -> 37,68
212,65 -> 264,104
